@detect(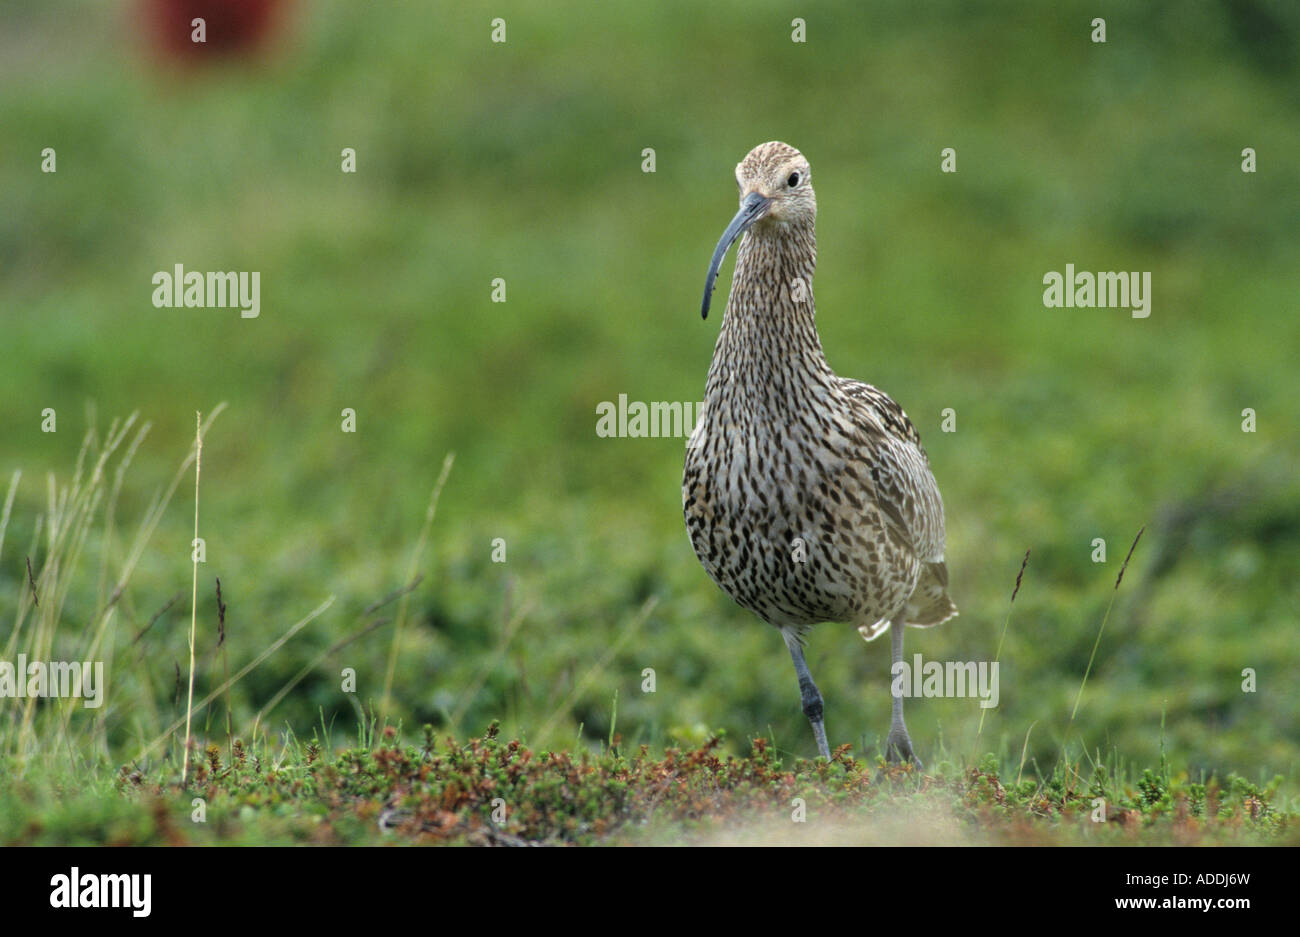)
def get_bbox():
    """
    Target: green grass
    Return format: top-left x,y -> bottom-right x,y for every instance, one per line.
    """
2,0 -> 1298,843
5,725 -> 1294,846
